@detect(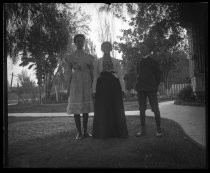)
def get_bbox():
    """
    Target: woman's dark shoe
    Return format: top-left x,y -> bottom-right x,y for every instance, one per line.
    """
156,129 -> 162,137
156,131 -> 162,137
83,133 -> 92,138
